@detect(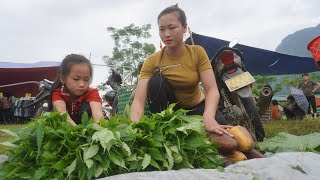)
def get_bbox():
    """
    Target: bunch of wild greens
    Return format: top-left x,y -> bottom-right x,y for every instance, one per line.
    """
0,104 -> 223,179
